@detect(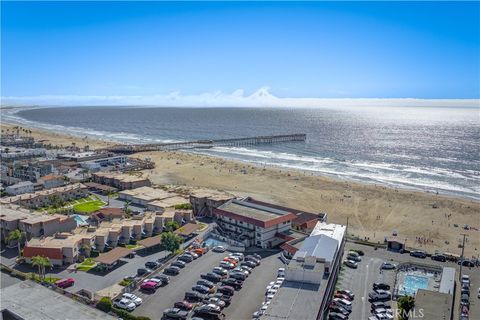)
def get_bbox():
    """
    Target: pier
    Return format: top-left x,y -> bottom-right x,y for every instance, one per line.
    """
103,133 -> 306,153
